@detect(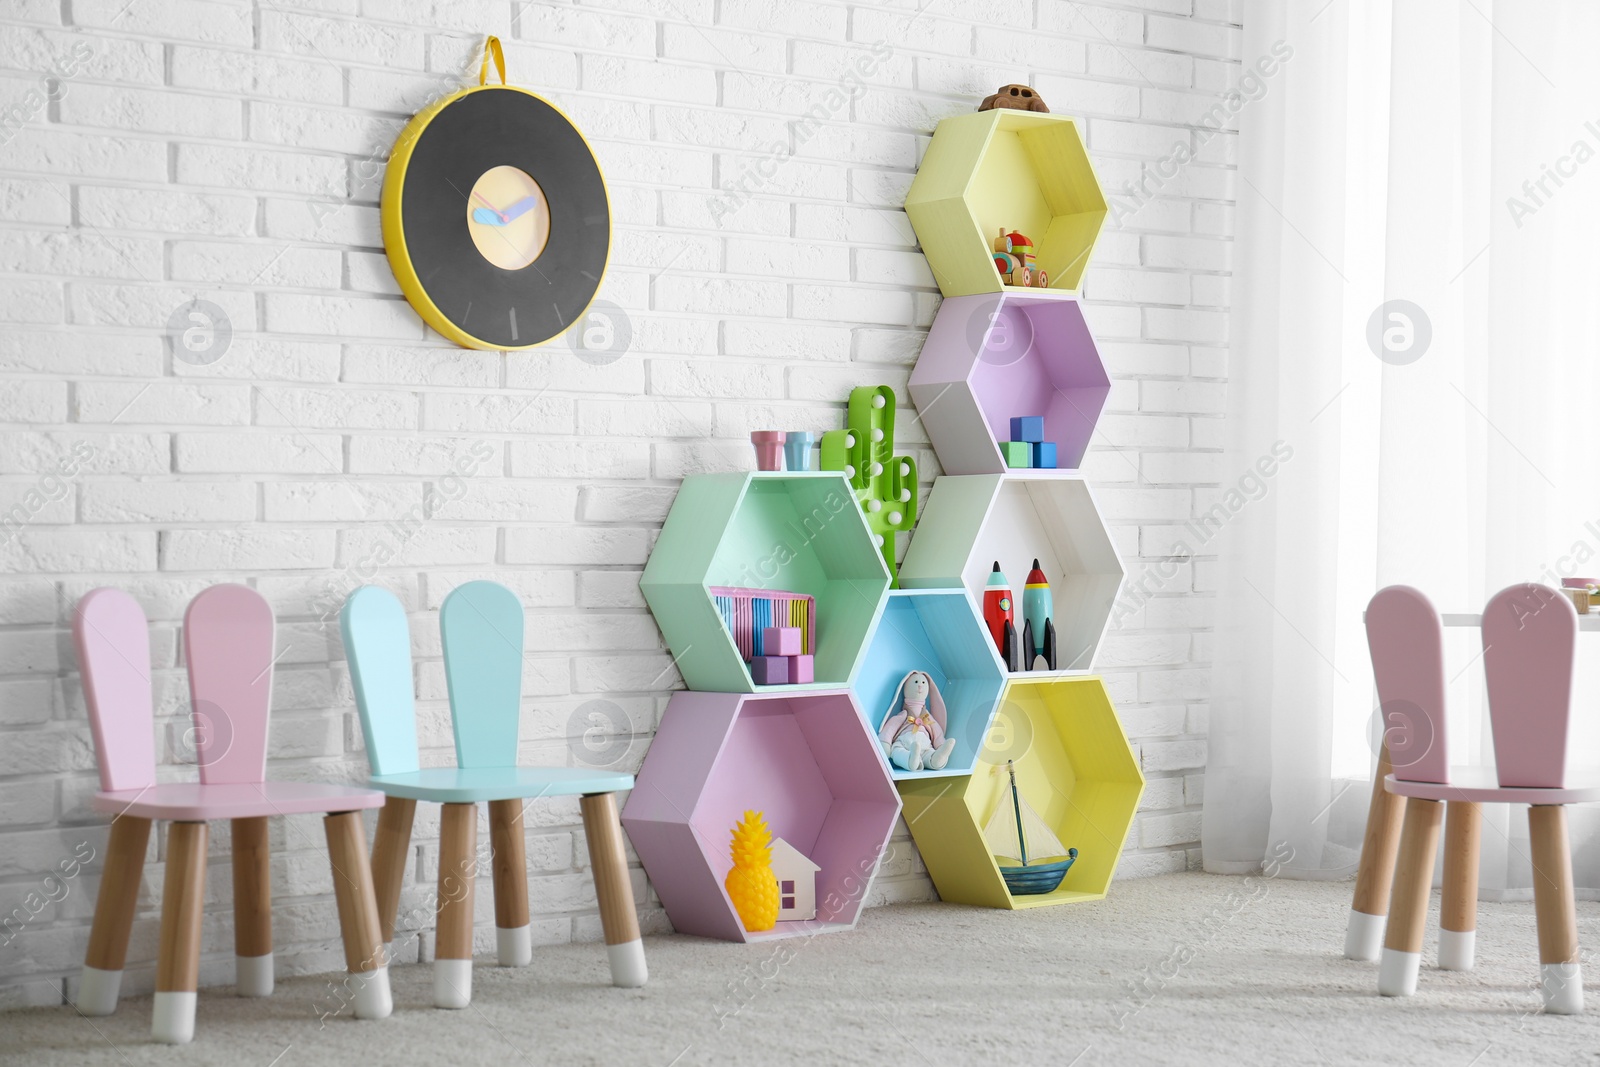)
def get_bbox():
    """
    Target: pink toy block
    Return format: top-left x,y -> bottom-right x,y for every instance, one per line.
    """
751,655 -> 789,685
787,655 -> 815,684
764,626 -> 803,656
